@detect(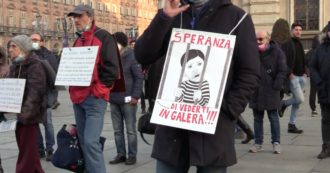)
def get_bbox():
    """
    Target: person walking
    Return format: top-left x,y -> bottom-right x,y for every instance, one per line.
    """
305,35 -> 321,117
30,33 -> 58,161
249,31 -> 287,154
8,35 -> 47,173
67,4 -> 122,173
109,32 -> 144,165
134,0 -> 260,172
279,23 -> 307,134
310,21 -> 330,159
